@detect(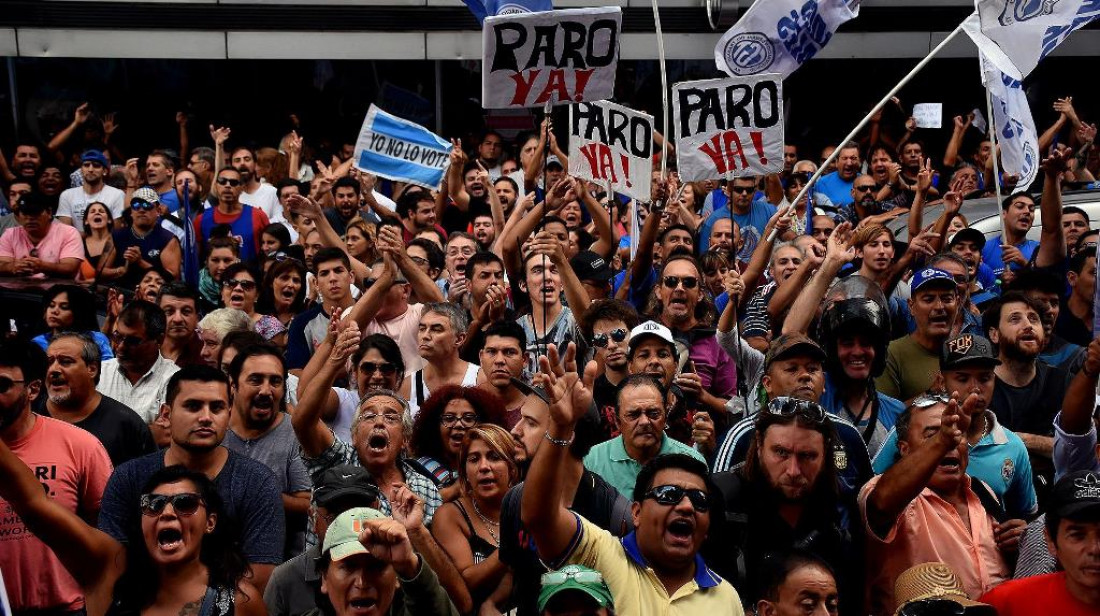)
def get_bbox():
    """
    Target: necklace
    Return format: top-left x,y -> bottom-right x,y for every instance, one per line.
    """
470,498 -> 500,545
970,412 -> 990,447
131,226 -> 152,240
